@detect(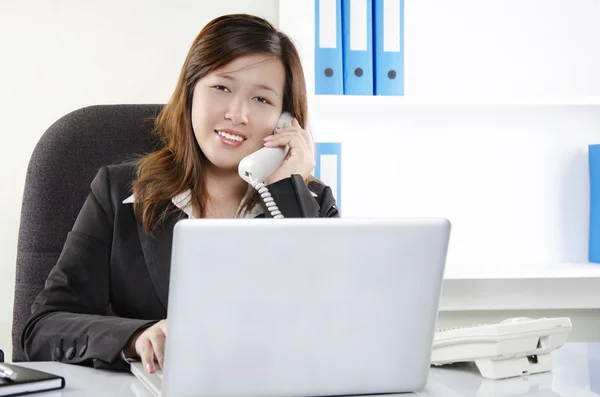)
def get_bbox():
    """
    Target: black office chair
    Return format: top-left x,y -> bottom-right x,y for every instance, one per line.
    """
11,104 -> 164,362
